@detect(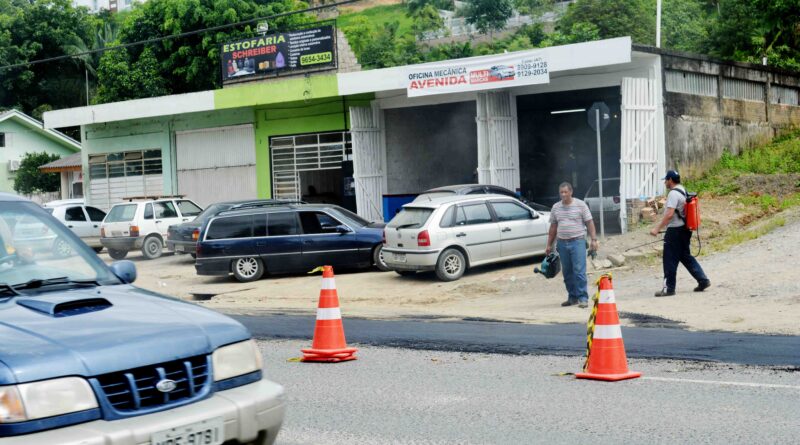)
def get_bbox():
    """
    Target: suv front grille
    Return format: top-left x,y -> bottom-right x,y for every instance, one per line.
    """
94,355 -> 210,414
